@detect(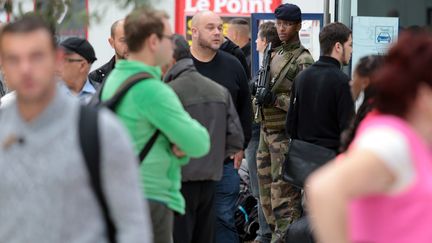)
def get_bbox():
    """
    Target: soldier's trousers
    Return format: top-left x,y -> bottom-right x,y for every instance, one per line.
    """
256,127 -> 302,242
